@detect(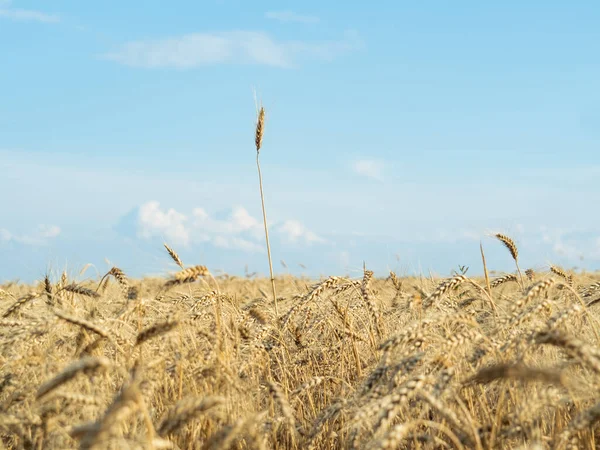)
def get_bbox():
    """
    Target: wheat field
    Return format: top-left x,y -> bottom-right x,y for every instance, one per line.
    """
1,239 -> 600,450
